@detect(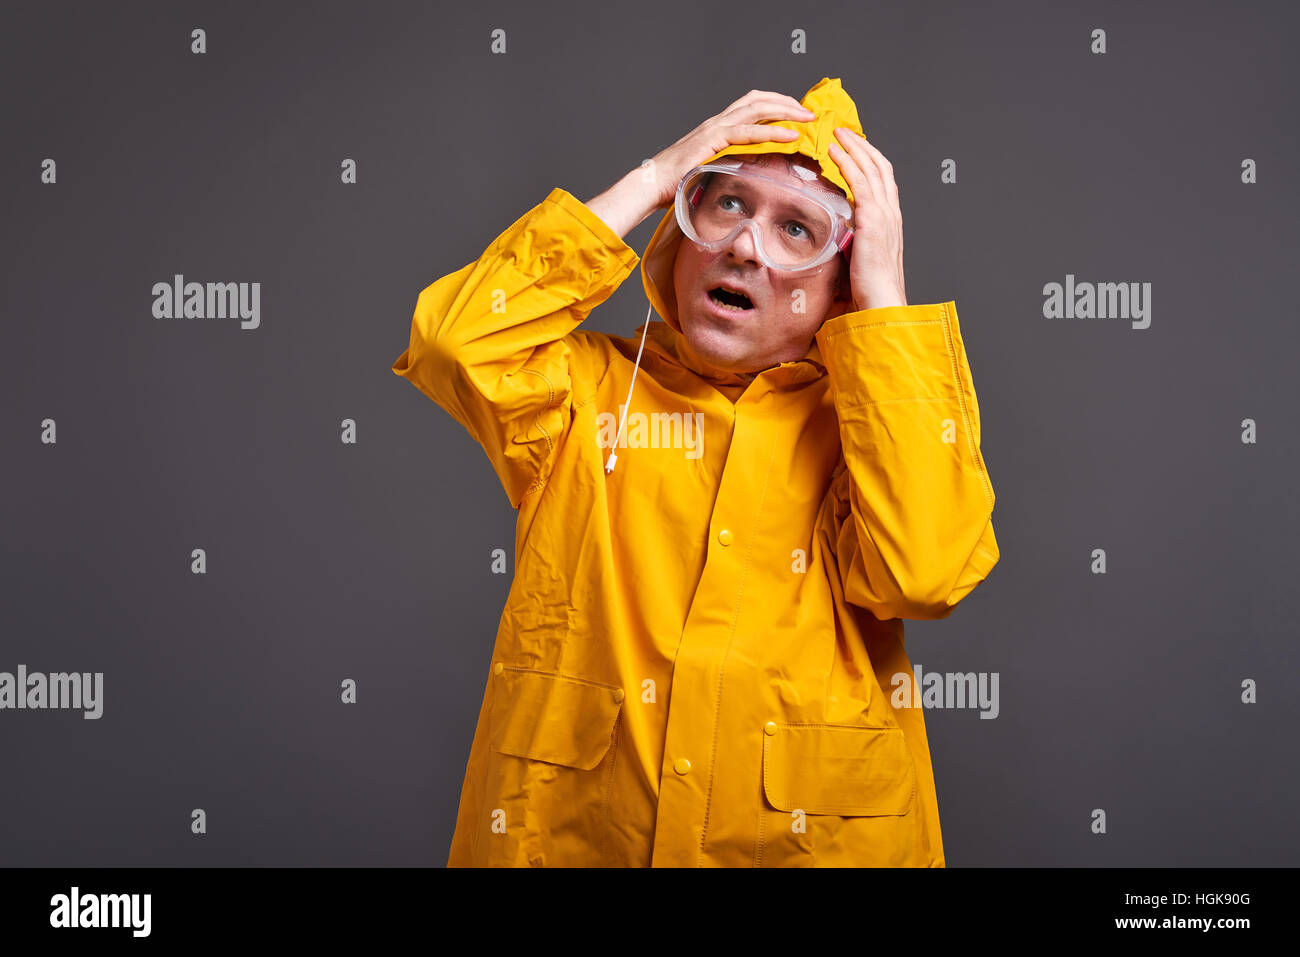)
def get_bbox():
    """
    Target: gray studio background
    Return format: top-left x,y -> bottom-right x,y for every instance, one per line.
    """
2,0 -> 1296,867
